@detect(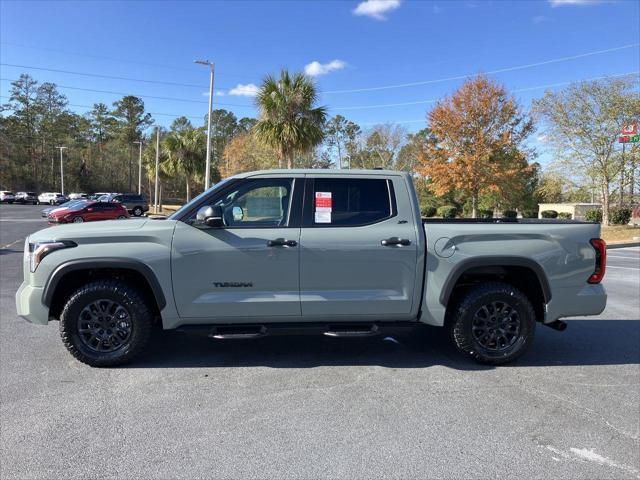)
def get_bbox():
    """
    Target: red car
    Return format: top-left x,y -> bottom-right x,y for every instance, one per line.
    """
48,201 -> 130,224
